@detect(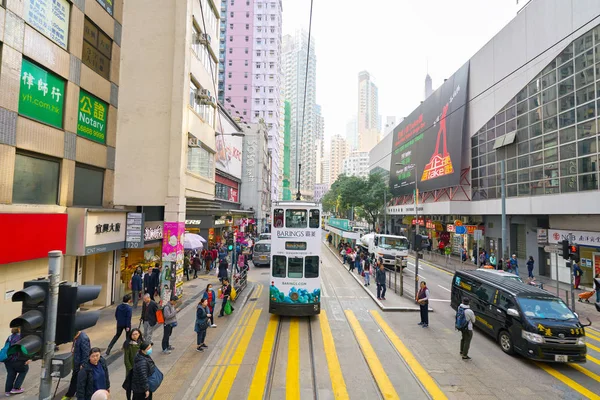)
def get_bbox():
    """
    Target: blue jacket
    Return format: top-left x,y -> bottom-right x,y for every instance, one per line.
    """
115,303 -> 132,328
201,289 -> 217,309
131,274 -> 142,291
73,331 -> 91,369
